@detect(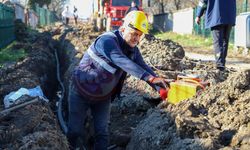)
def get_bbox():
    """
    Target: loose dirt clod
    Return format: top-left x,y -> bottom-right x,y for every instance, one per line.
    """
1,22 -> 249,150
0,26 -> 68,149
0,98 -> 68,149
127,70 -> 250,150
